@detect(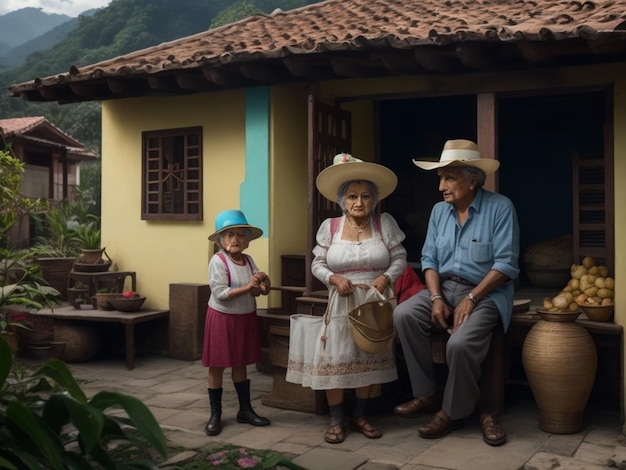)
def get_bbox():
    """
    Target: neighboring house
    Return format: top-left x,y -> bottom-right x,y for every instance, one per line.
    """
6,0 -> 626,409
0,116 -> 97,248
